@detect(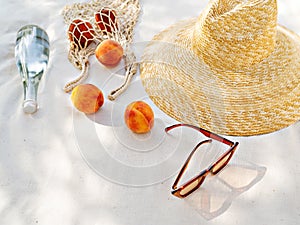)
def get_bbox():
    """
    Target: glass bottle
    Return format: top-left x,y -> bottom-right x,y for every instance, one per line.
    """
15,25 -> 50,114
